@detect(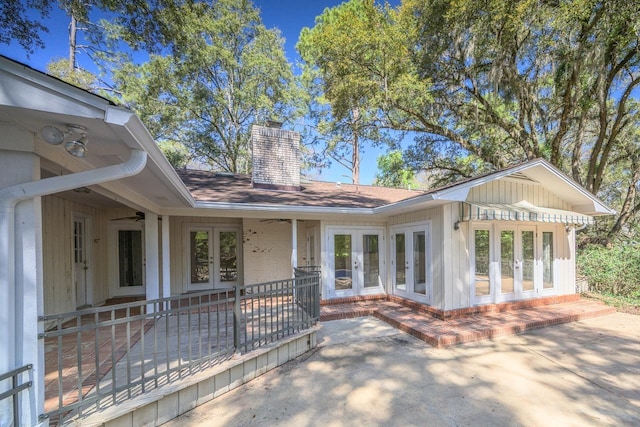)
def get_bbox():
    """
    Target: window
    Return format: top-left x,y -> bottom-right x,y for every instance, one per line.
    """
475,229 -> 490,296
